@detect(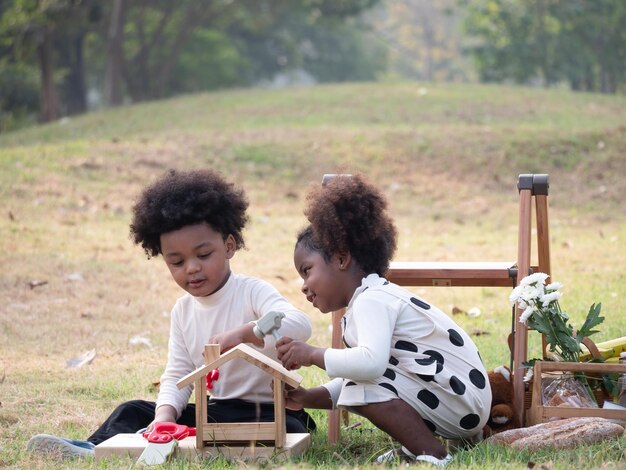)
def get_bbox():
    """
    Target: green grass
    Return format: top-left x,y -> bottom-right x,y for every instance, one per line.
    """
1,81 -> 625,469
